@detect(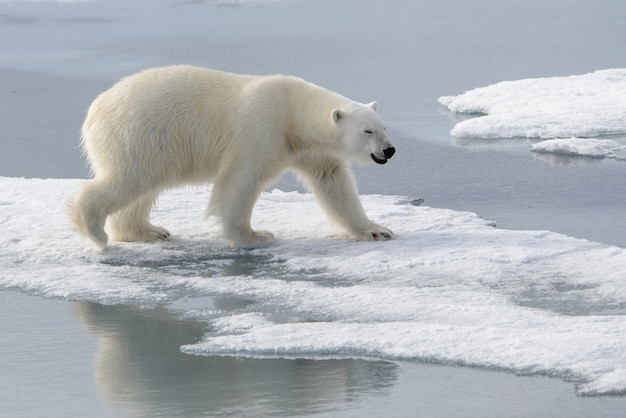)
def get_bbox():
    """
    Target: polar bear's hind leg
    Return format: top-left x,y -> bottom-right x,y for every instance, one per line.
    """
70,178 -> 130,249
108,191 -> 171,243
